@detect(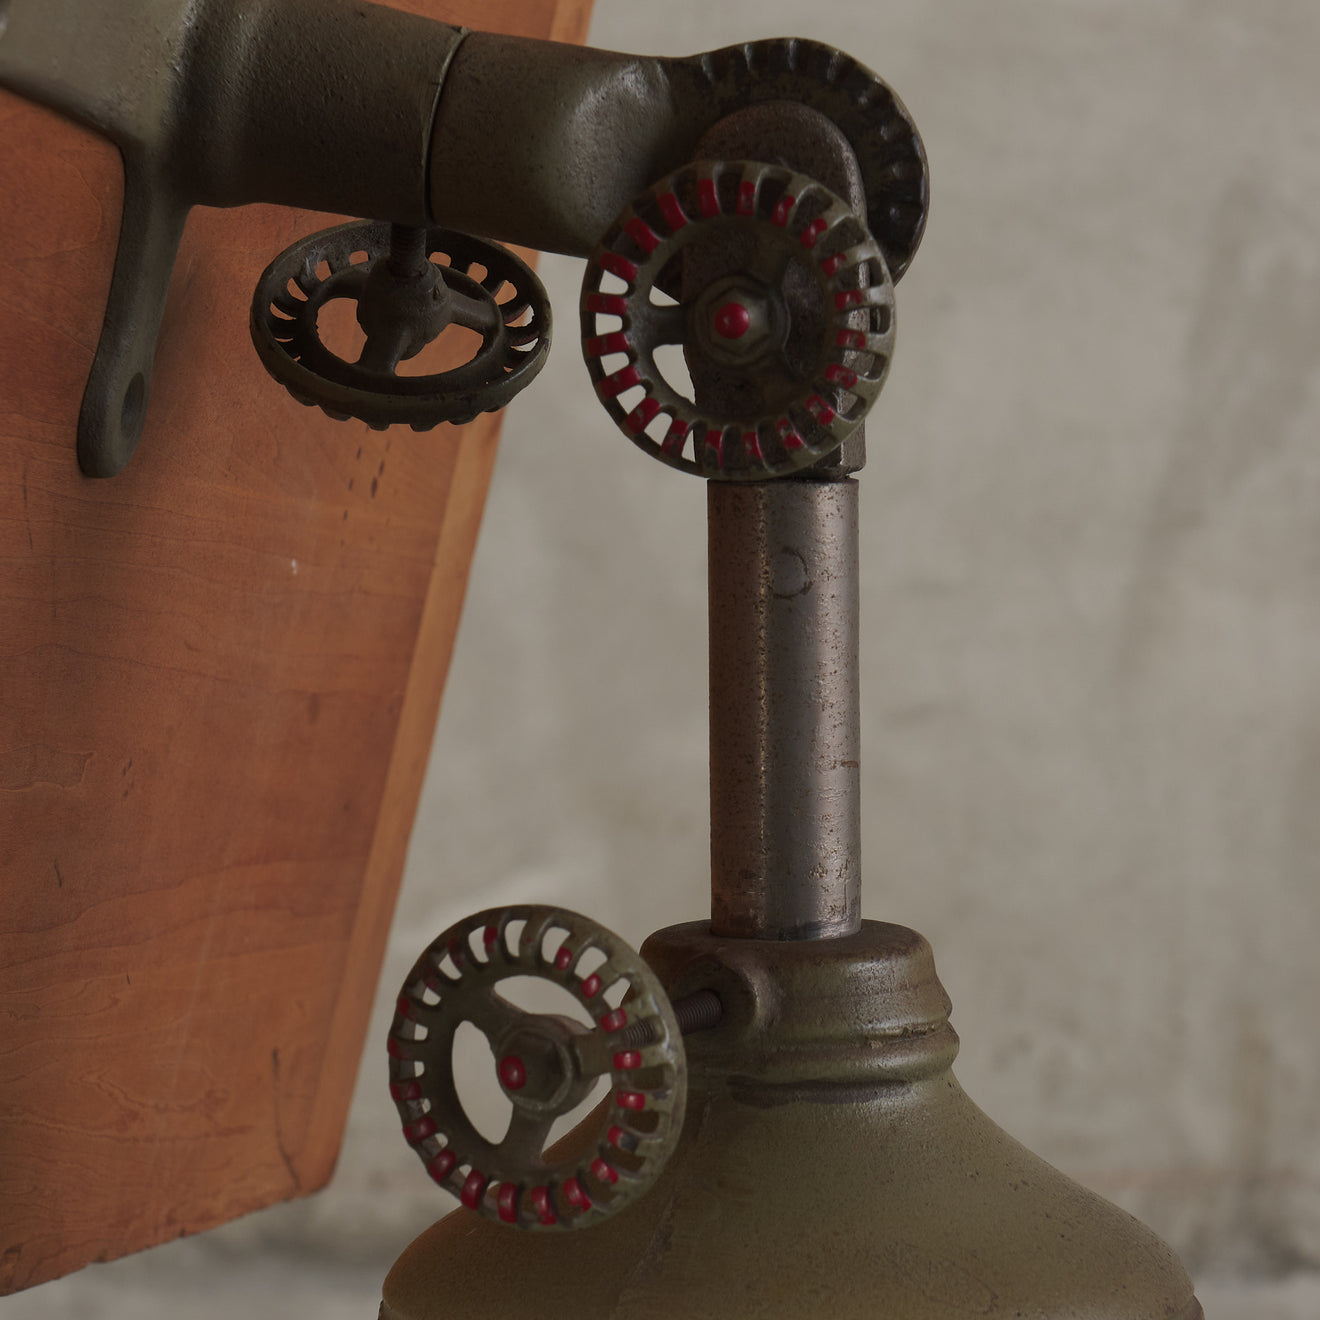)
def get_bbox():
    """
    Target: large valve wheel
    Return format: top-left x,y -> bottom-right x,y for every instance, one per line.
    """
388,906 -> 686,1231
580,160 -> 896,480
251,221 -> 551,431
